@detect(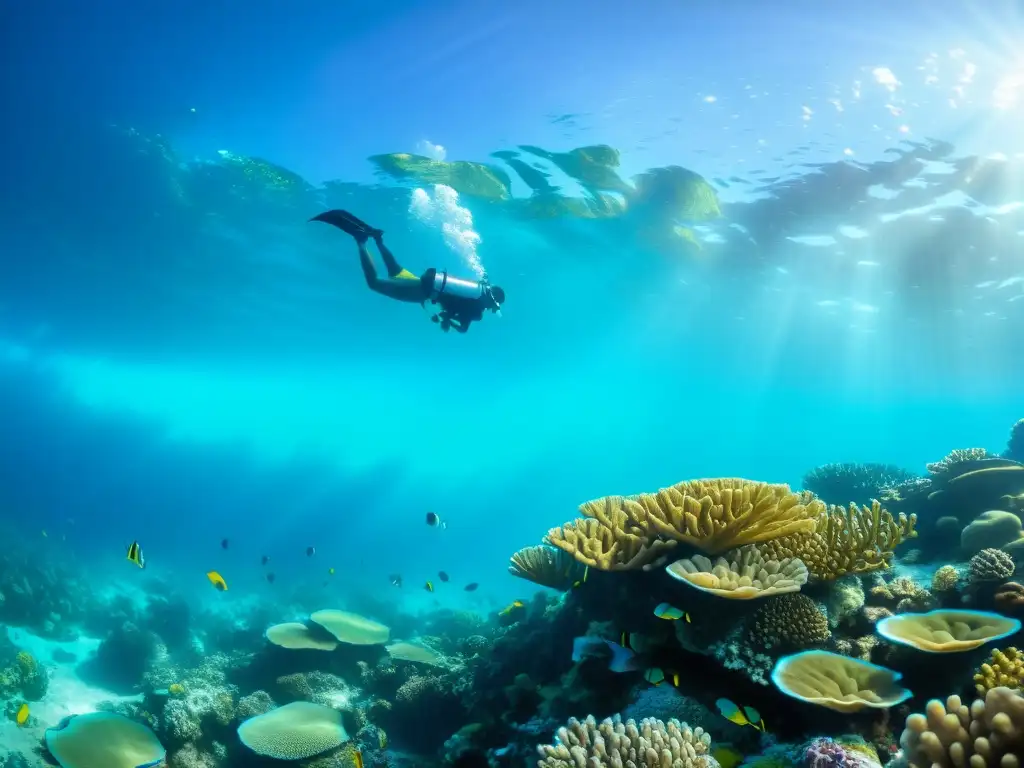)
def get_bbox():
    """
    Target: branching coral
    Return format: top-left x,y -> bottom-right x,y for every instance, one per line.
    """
974,647 -> 1024,696
508,545 -> 587,589
899,686 -> 1024,768
760,501 -> 916,581
548,478 -> 822,570
746,594 -> 830,651
537,714 -> 711,768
